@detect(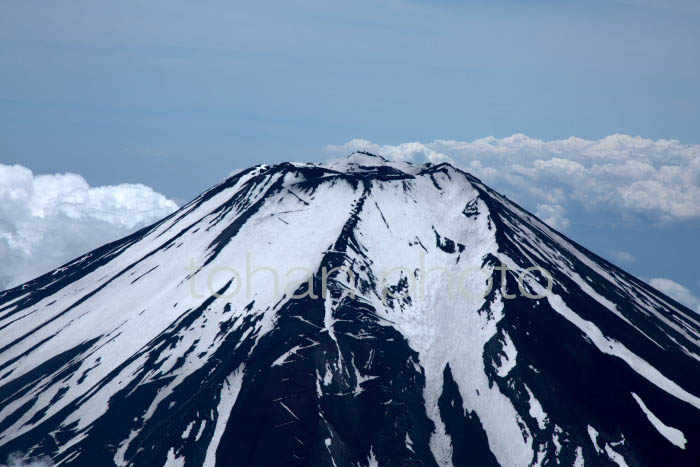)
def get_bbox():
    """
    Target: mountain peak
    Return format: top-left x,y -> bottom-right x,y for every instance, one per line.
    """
347,150 -> 389,162
322,151 -> 440,178
1,157 -> 698,467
